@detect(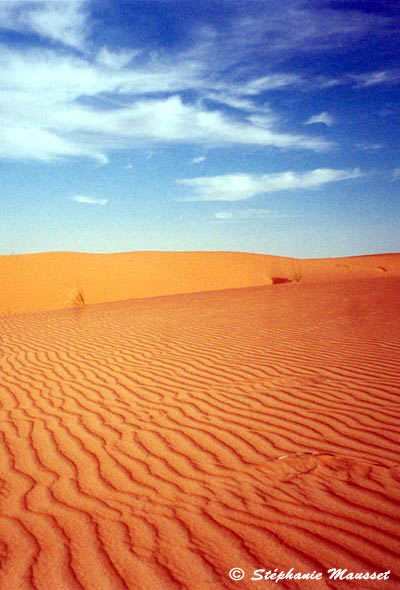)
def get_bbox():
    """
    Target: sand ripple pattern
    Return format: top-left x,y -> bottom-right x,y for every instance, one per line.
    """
0,278 -> 399,589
